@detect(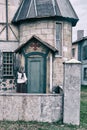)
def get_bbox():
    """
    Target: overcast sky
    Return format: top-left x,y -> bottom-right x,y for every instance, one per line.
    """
69,0 -> 87,41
